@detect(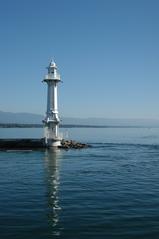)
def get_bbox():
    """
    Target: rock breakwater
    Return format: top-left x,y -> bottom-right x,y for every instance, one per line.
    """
59,140 -> 90,149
